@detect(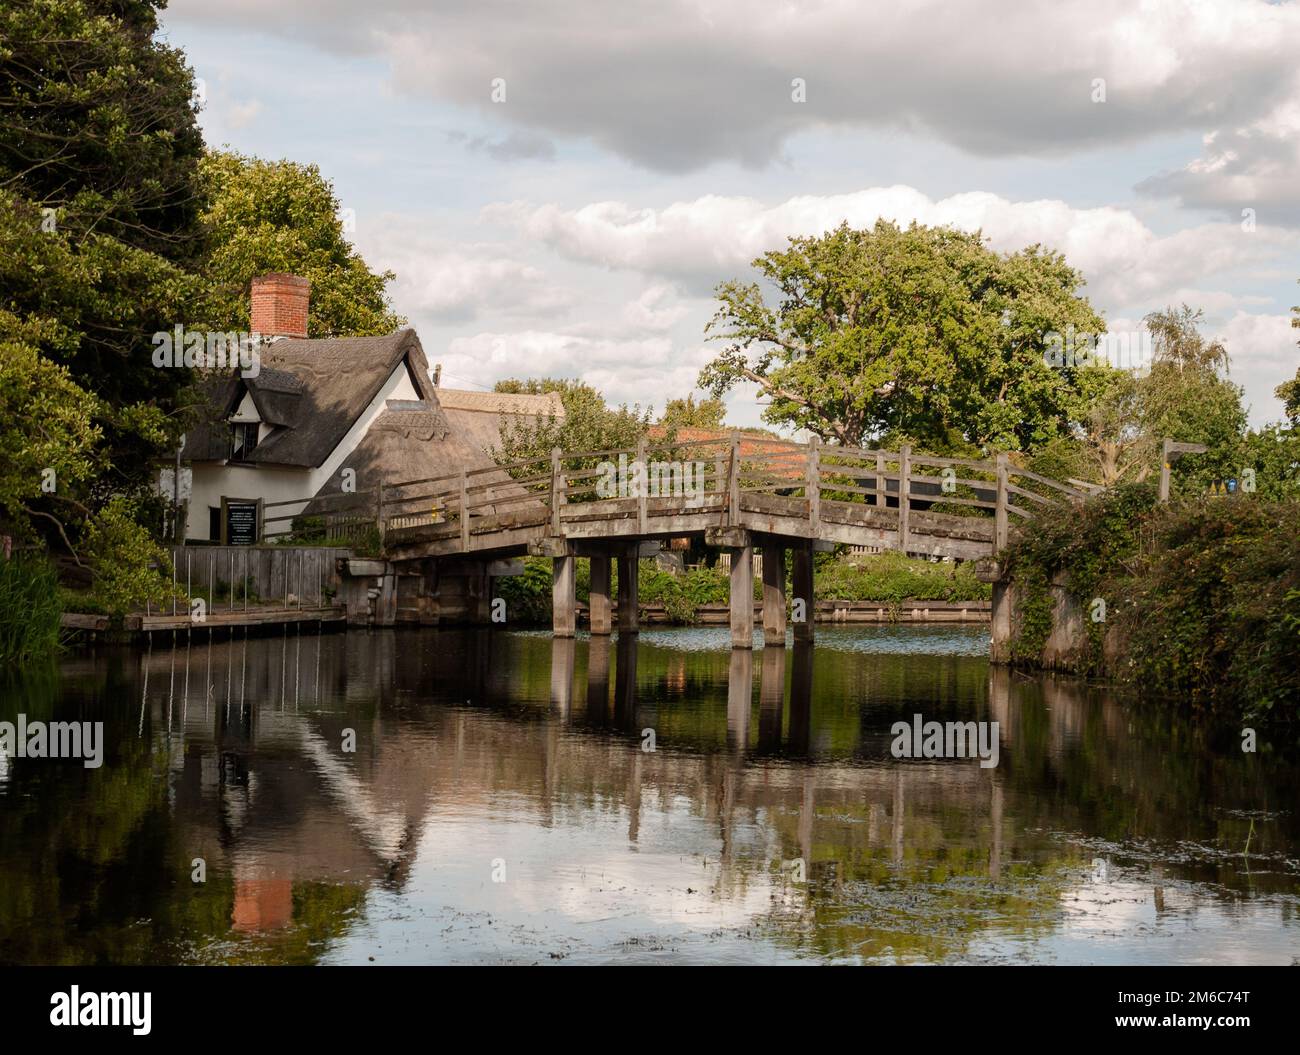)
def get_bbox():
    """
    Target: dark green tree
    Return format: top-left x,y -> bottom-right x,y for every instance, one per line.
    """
0,0 -> 206,566
1274,280 -> 1300,425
